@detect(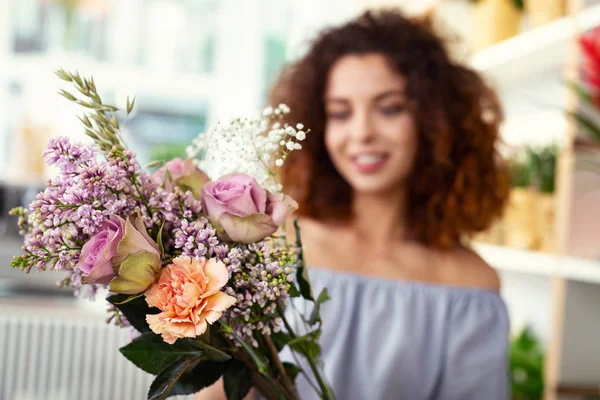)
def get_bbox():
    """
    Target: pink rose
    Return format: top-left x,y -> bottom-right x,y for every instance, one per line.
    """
152,158 -> 208,197
77,215 -> 123,284
78,214 -> 162,294
201,173 -> 298,243
145,257 -> 237,344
